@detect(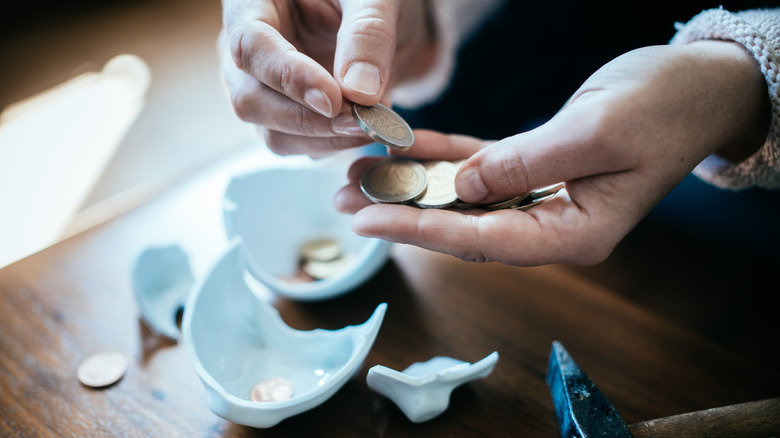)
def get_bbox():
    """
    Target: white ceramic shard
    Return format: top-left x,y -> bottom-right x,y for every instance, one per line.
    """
223,163 -> 392,301
367,351 -> 499,423
132,244 -> 194,340
182,242 -> 387,428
